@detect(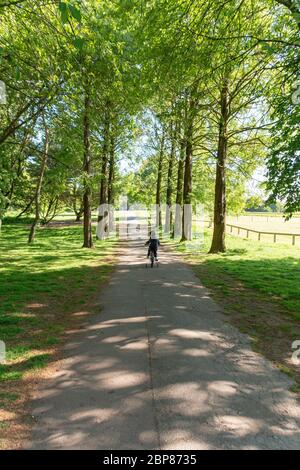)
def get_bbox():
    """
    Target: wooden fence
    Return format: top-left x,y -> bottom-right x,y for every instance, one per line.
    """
226,223 -> 300,246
